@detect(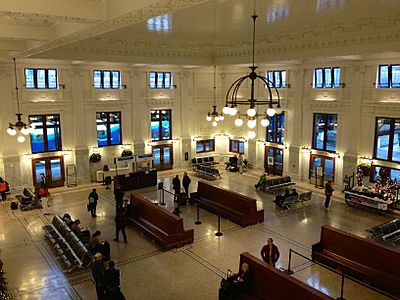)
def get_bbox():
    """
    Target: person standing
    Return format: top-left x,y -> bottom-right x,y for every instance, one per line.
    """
114,208 -> 127,243
238,154 -> 244,174
92,253 -> 106,300
88,188 -> 99,217
172,175 -> 181,202
114,185 -> 124,211
261,238 -> 280,267
103,261 -> 125,300
182,172 -> 191,198
0,177 -> 9,202
324,180 -> 334,210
